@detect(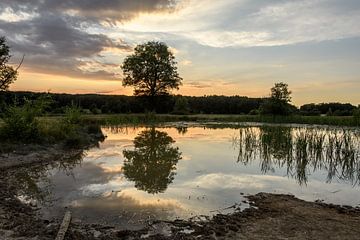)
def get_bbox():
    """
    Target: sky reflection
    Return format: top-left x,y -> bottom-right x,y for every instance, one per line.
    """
25,124 -> 360,227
